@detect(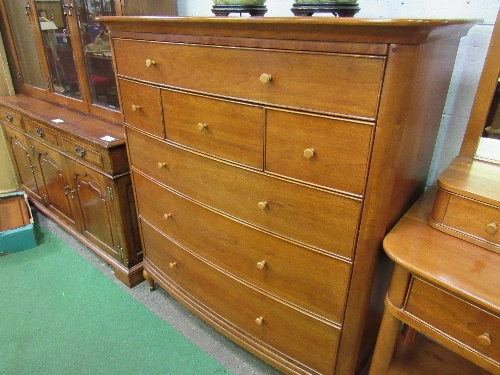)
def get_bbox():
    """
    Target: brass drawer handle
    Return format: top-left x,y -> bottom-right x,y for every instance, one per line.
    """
486,222 -> 498,234
169,261 -> 178,269
260,73 -> 272,84
197,123 -> 208,132
35,127 -> 44,137
74,146 -> 86,157
145,59 -> 156,68
5,114 -> 13,122
131,104 -> 142,112
257,201 -> 268,210
478,332 -> 492,346
303,148 -> 315,159
255,316 -> 264,325
257,260 -> 266,269
164,213 -> 172,220
157,162 -> 167,169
